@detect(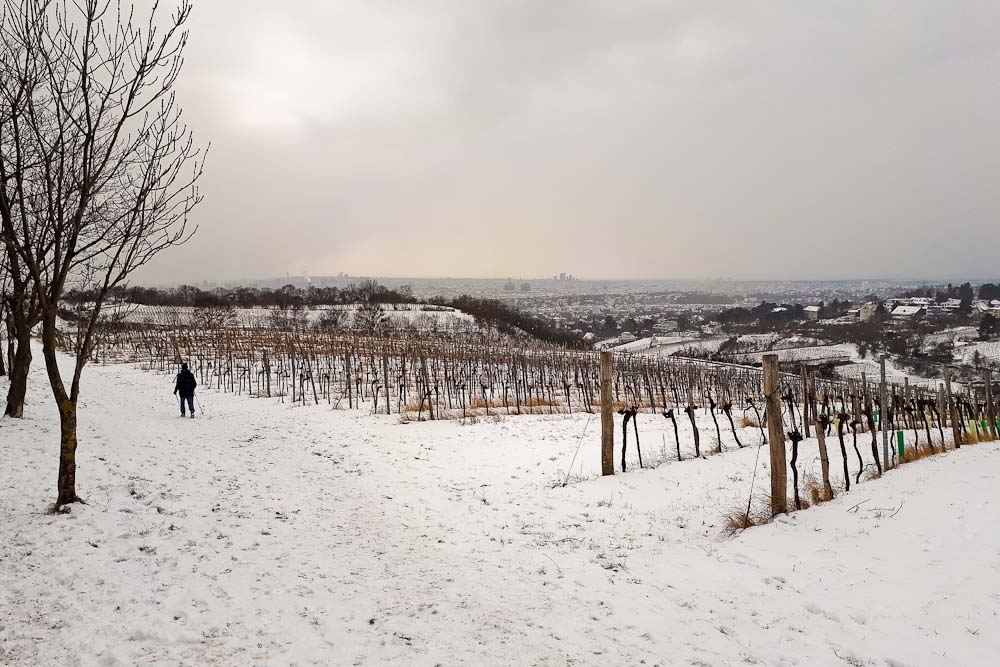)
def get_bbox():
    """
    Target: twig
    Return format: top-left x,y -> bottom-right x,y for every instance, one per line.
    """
846,499 -> 869,513
562,414 -> 593,487
540,552 -> 563,575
